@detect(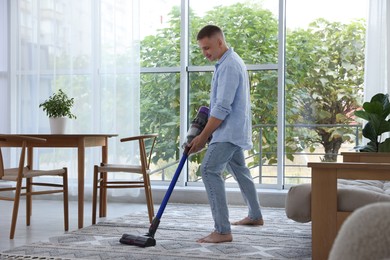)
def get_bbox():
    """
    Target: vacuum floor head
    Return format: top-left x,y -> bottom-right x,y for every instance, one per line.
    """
120,233 -> 156,247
